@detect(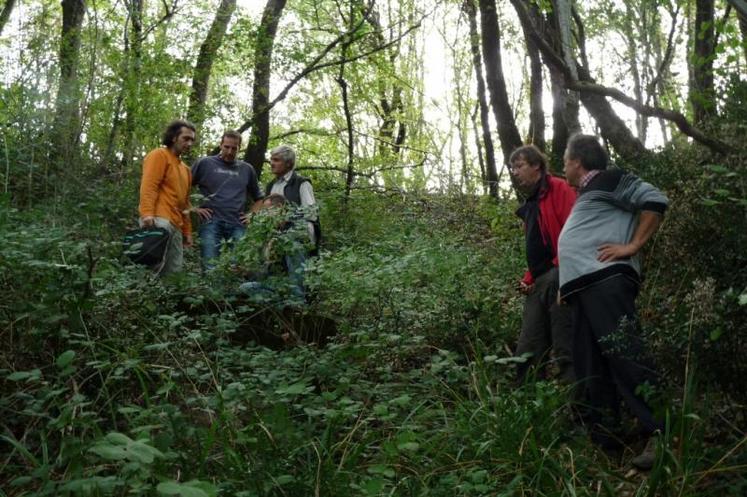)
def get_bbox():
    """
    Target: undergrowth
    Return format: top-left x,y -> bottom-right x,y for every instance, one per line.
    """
1,189 -> 745,496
